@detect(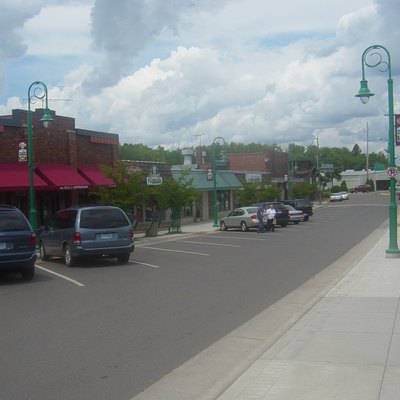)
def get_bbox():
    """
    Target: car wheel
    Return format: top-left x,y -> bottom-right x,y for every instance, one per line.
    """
304,215 -> 309,221
240,221 -> 249,232
117,253 -> 130,264
64,245 -> 76,267
220,221 -> 227,231
40,243 -> 50,261
21,265 -> 35,281
280,222 -> 288,227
